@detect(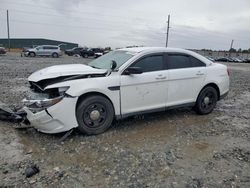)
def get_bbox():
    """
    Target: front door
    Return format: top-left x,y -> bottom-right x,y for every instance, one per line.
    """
36,46 -> 44,56
120,54 -> 168,116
